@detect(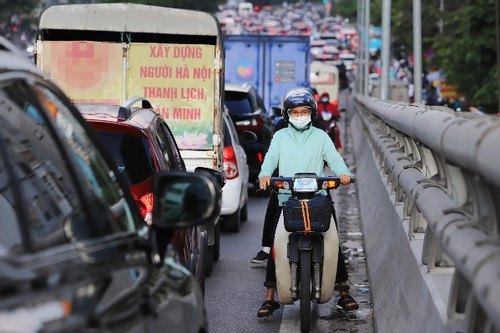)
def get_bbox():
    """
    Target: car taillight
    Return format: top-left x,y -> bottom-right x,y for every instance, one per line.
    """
257,151 -> 264,164
138,192 -> 154,220
223,146 -> 239,180
235,117 -> 263,131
